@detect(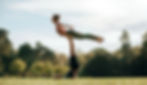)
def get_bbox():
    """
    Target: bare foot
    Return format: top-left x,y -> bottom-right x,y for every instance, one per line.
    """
97,37 -> 103,43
